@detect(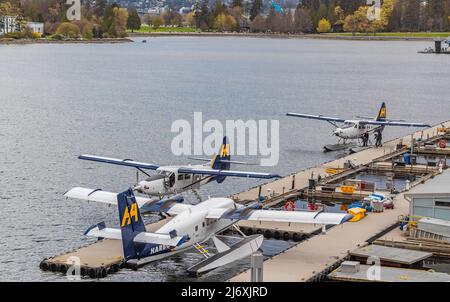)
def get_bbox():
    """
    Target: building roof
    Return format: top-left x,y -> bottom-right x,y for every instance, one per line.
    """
405,170 -> 450,198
